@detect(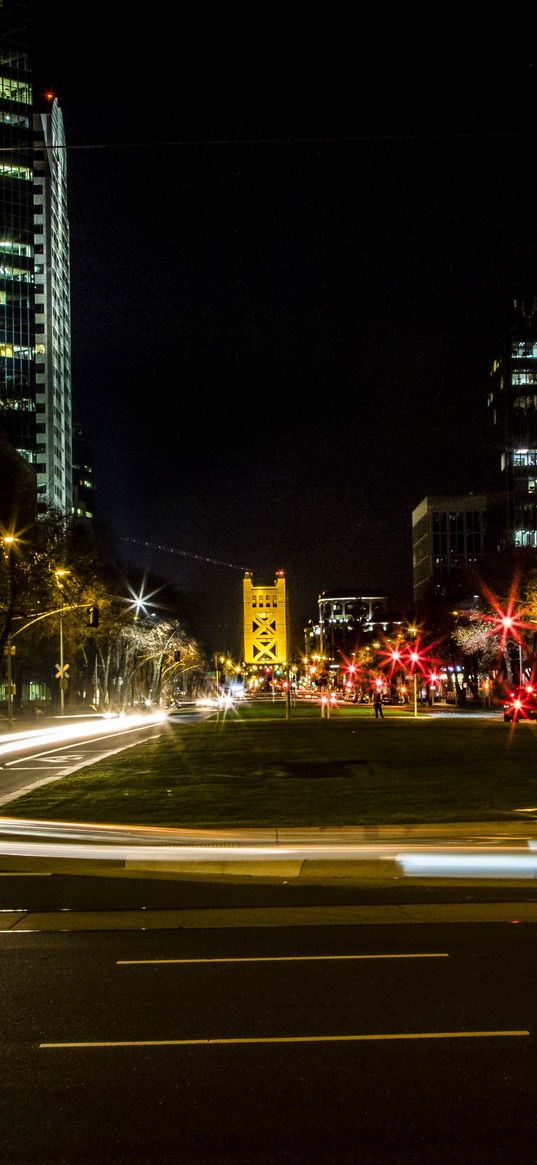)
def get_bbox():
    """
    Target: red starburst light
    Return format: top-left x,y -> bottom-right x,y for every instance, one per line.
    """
480,576 -> 528,649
